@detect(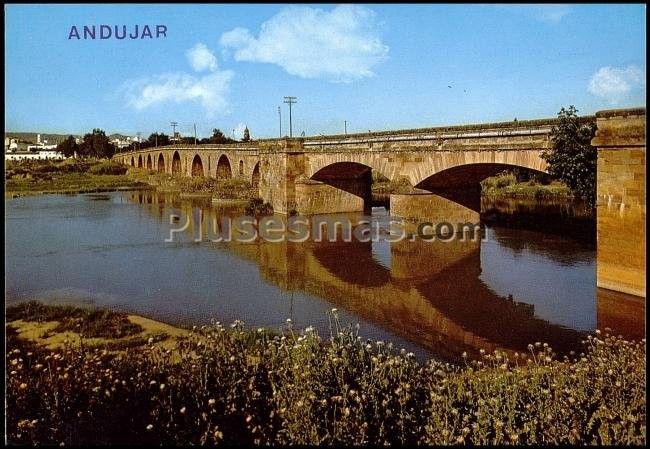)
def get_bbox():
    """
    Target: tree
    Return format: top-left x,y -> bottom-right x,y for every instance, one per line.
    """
197,128 -> 236,144
79,129 -> 115,159
57,135 -> 78,158
145,132 -> 170,148
541,106 -> 597,210
242,126 -> 250,142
